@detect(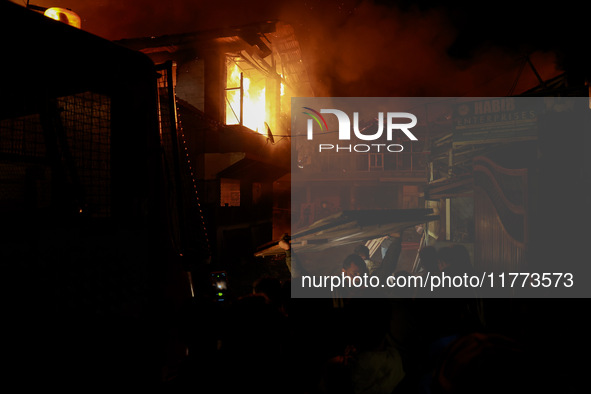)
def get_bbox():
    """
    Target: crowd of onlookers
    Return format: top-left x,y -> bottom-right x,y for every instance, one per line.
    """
163,239 -> 588,393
